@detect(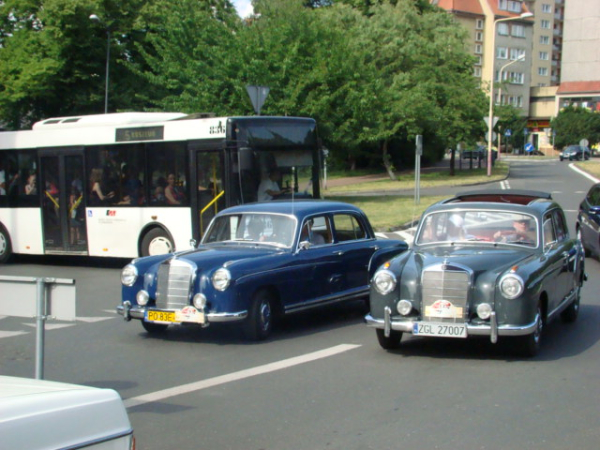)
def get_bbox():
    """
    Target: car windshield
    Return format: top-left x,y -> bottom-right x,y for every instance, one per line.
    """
416,210 -> 538,247
202,213 -> 296,248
